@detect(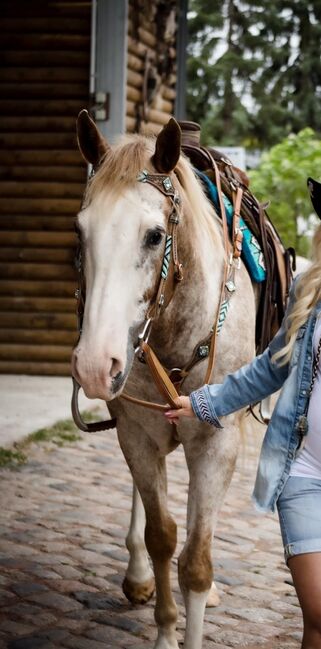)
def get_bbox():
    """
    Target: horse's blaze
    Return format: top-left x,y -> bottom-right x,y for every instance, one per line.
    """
122,575 -> 155,604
